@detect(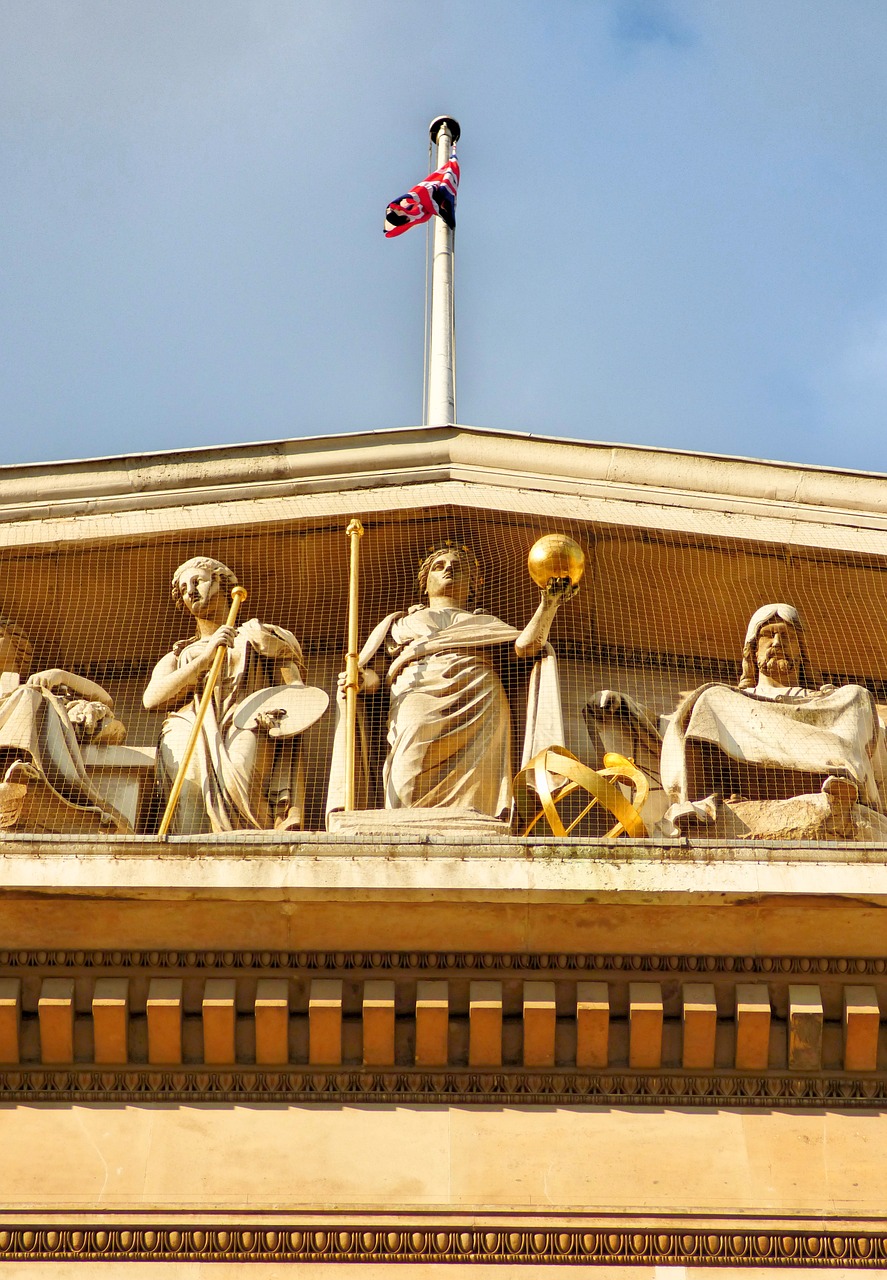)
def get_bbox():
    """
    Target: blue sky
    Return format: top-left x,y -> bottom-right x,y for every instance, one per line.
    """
2,0 -> 887,470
